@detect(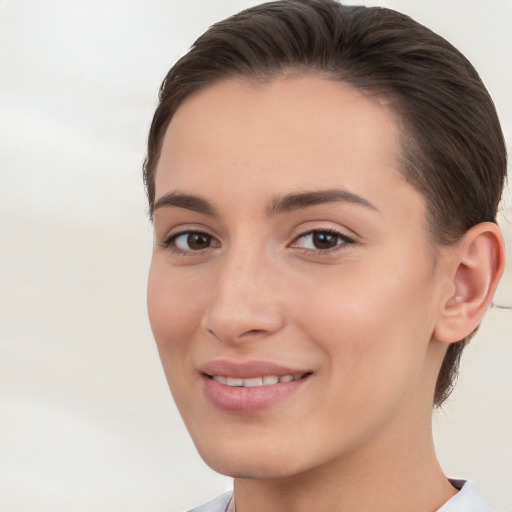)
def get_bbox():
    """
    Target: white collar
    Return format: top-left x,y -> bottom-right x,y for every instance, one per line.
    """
189,480 -> 495,512
436,480 -> 495,511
